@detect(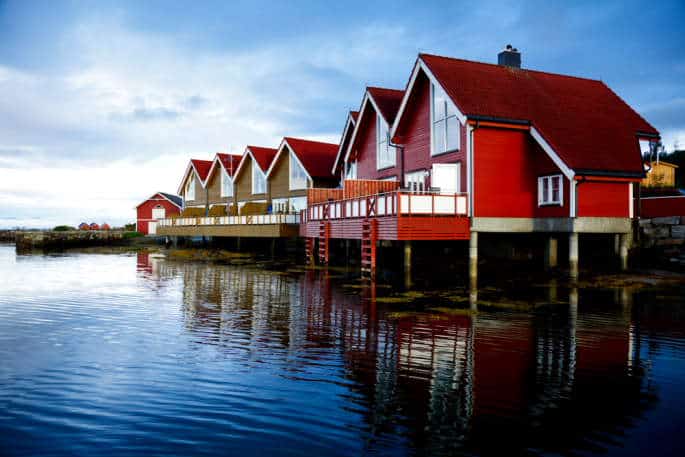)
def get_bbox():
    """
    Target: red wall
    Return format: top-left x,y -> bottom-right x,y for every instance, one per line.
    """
640,196 -> 685,218
353,107 -> 399,180
136,194 -> 181,234
577,181 -> 630,217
